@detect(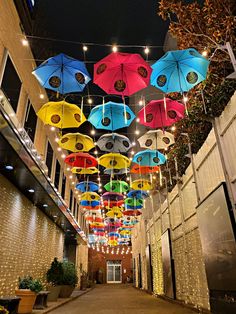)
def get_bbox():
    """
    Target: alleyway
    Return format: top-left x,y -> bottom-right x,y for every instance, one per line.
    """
50,285 -> 197,314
